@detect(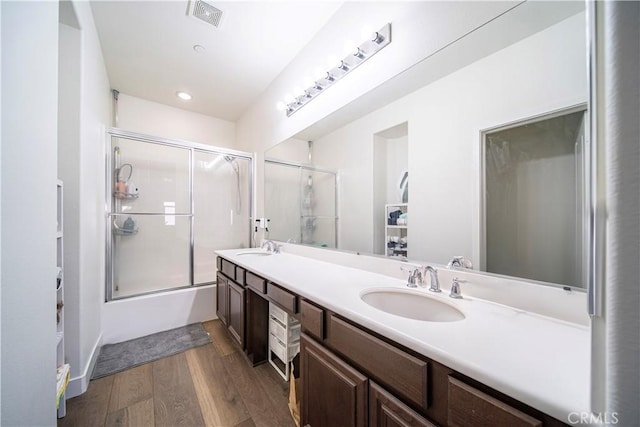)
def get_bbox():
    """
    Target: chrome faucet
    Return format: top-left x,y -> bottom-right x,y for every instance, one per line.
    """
447,256 -> 473,270
449,277 -> 466,299
425,266 -> 441,293
261,240 -> 280,253
400,266 -> 424,288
